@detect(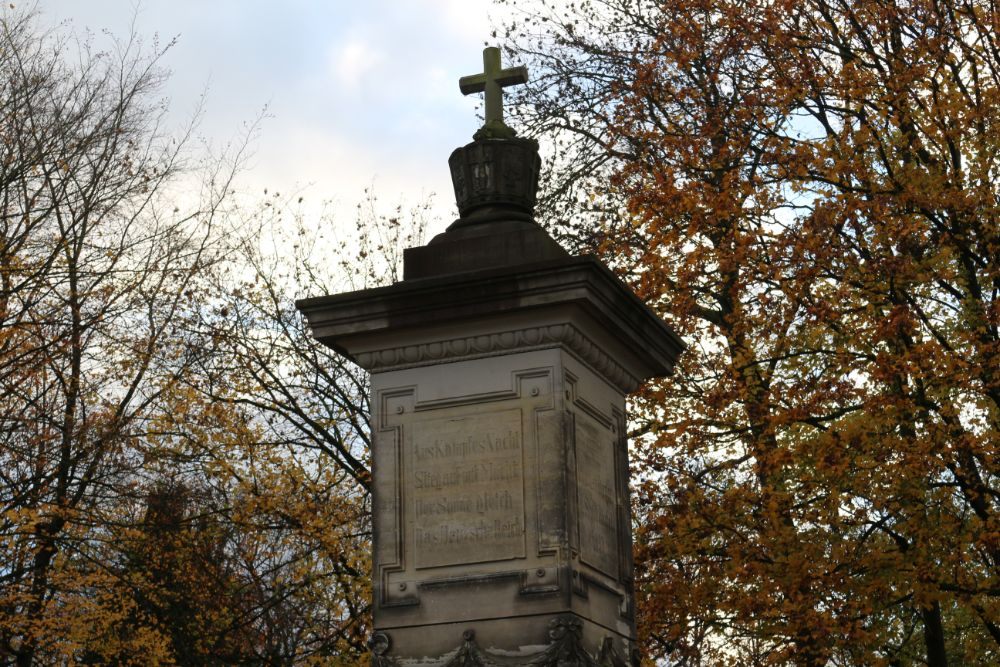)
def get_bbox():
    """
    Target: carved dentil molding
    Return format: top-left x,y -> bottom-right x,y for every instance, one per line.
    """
354,324 -> 639,391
